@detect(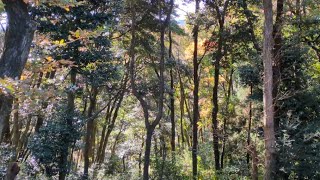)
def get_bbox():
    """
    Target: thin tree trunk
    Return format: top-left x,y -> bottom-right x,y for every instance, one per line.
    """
169,28 -> 175,153
262,0 -> 276,179
247,84 -> 253,165
11,99 -> 20,148
192,1 -> 200,179
220,69 -> 233,169
138,139 -> 145,176
178,71 -> 185,147
192,0 -> 200,180
98,87 -> 125,163
83,86 -> 98,179
59,69 -> 76,180
210,0 -> 230,170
